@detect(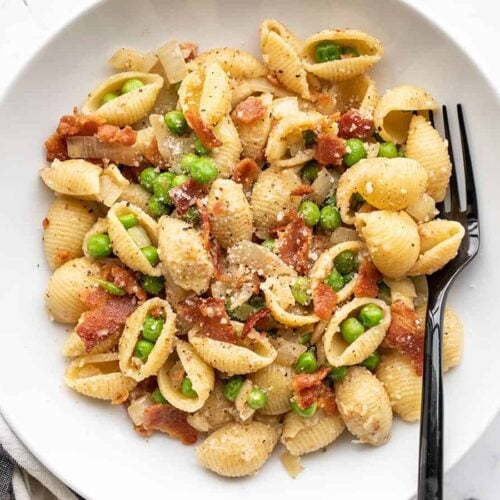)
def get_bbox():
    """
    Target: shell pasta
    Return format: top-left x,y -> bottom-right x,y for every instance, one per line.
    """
40,18 -> 466,479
